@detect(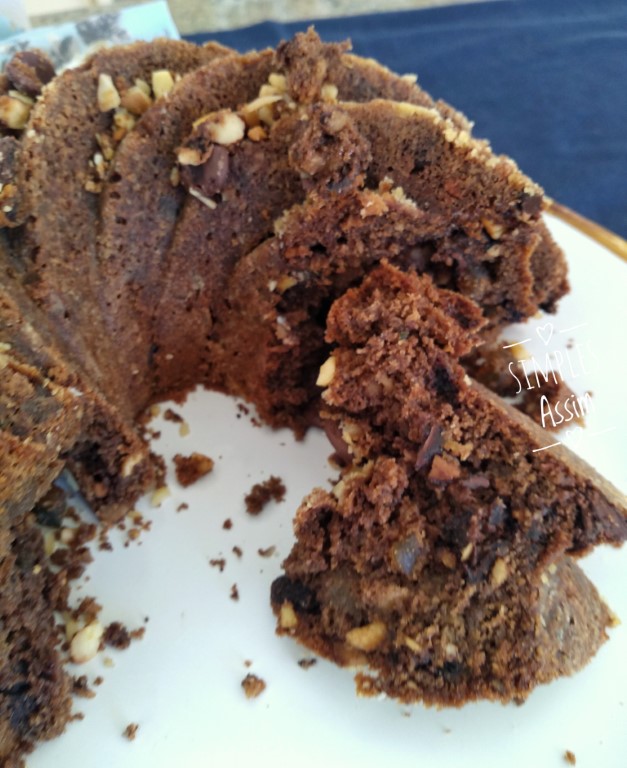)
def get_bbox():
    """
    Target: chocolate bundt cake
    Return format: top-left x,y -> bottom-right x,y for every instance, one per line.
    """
0,29 -> 624,763
270,263 -> 625,703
